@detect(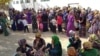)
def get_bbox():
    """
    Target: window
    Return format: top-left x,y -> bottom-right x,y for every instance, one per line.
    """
26,0 -> 30,3
16,1 -> 19,4
41,0 -> 50,2
21,0 -> 24,3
